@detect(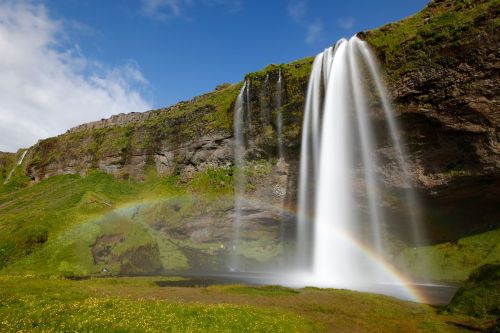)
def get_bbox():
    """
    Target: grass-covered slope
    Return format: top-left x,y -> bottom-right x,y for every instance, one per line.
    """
0,164 -> 284,276
17,56 -> 313,183
0,152 -> 15,183
0,172 -> 158,273
0,170 -> 237,276
445,263 -> 500,319
23,82 -> 241,182
397,229 -> 500,282
364,0 -> 499,80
